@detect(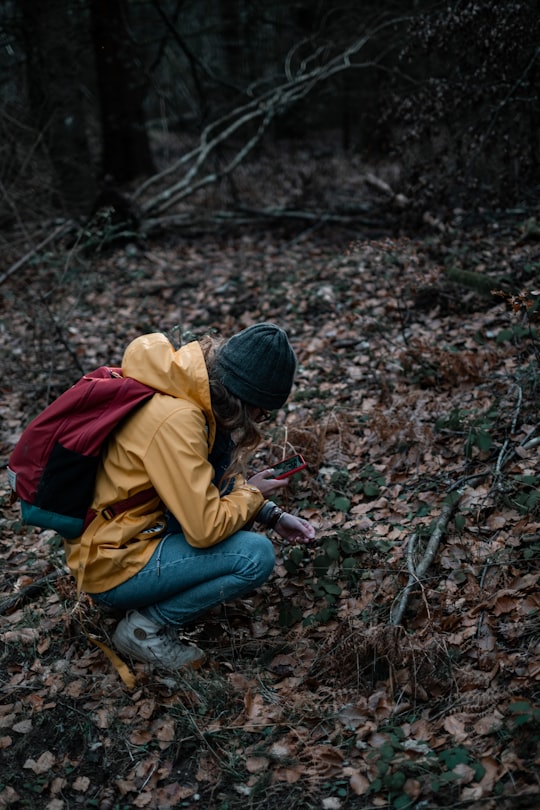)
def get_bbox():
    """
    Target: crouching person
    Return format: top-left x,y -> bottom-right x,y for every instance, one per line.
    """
64,324 -> 316,670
